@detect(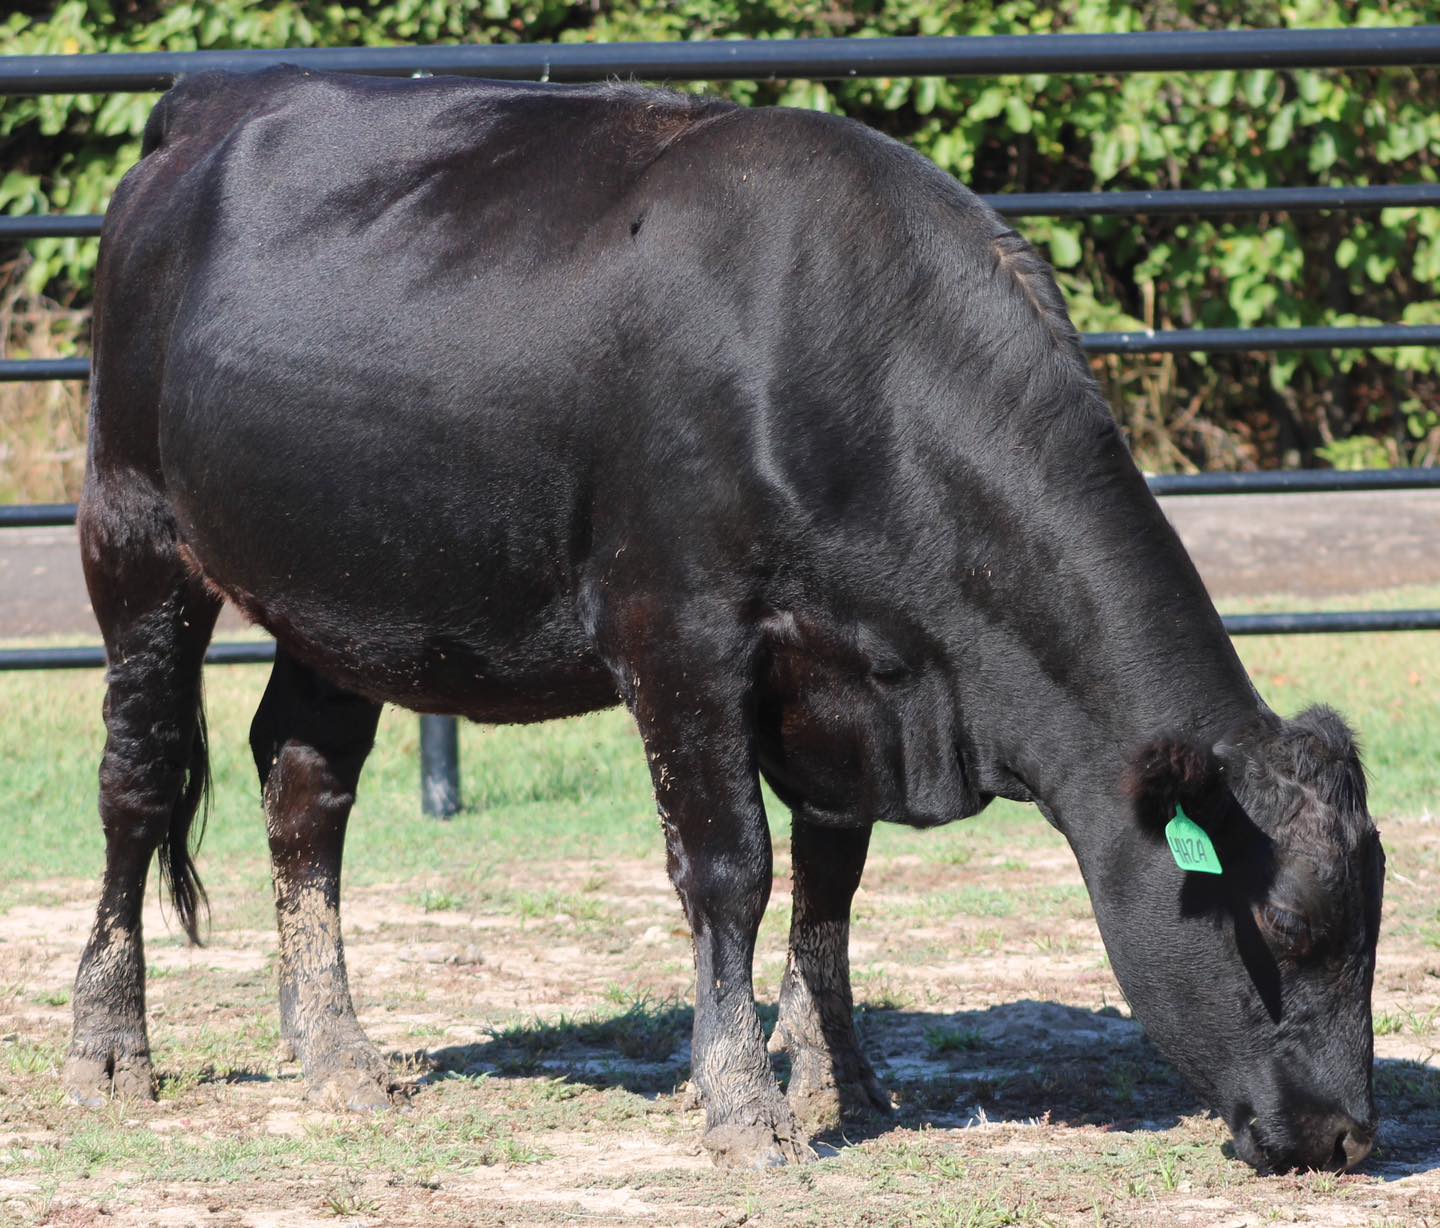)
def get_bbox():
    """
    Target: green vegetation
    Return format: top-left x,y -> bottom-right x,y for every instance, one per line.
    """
3,584 -> 1439,899
924,1025 -> 985,1054
3,0 -> 1440,488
